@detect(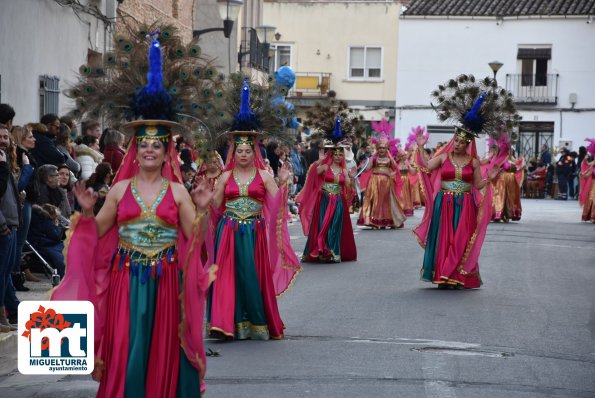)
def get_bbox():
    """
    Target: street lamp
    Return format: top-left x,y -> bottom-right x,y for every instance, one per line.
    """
193,0 -> 243,39
488,60 -> 504,84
